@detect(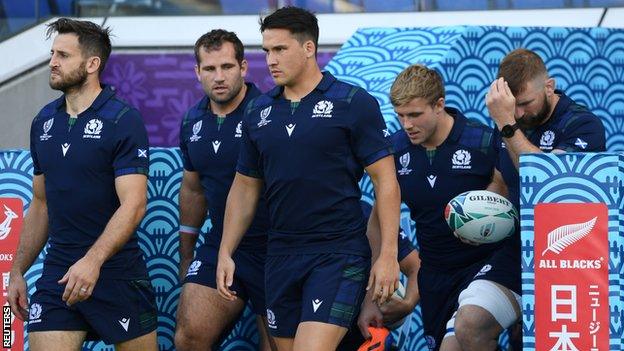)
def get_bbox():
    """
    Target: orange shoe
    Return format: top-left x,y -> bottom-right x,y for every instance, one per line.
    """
357,327 -> 390,351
